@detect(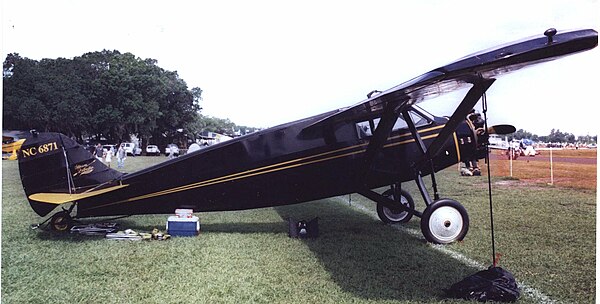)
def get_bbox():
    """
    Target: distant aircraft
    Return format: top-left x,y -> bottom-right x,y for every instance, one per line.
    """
198,131 -> 233,146
17,28 -> 597,244
487,137 -> 538,160
488,134 -> 509,150
518,139 -> 538,157
2,132 -> 27,160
